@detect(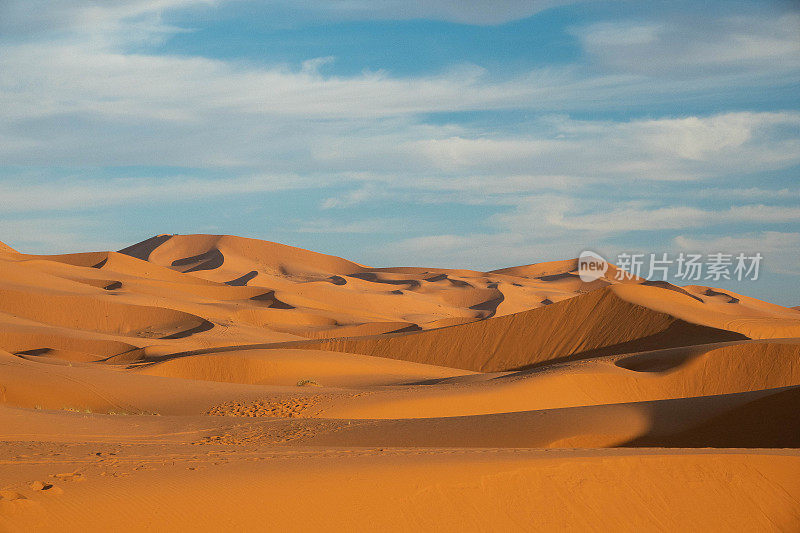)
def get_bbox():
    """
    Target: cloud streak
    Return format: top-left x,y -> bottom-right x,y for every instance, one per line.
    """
0,174 -> 324,212
575,13 -> 800,79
